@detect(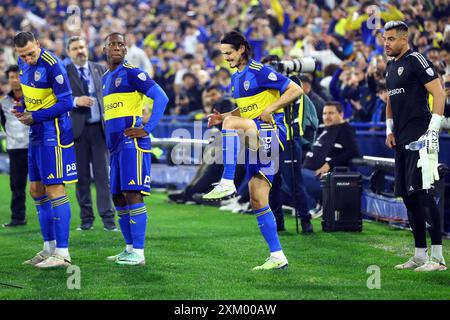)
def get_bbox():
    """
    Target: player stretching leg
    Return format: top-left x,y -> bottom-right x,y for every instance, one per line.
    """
203,32 -> 303,270
103,33 -> 168,266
